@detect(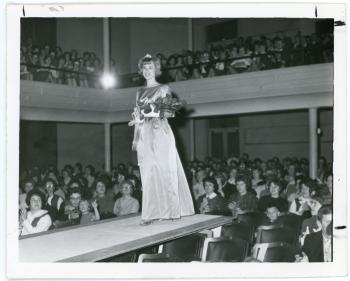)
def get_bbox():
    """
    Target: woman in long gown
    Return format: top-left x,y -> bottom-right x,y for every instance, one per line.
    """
129,54 -> 195,225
